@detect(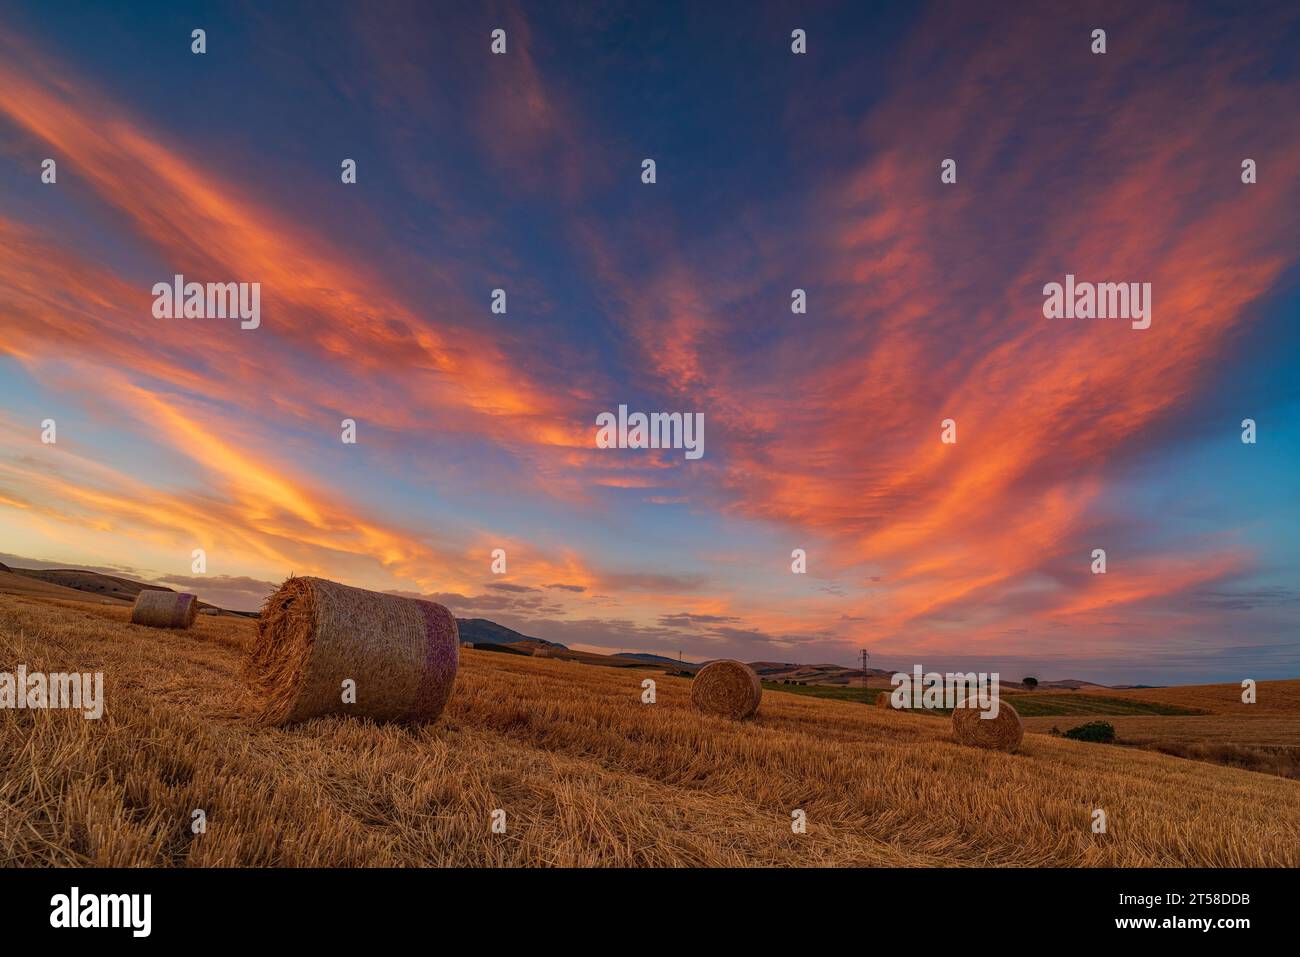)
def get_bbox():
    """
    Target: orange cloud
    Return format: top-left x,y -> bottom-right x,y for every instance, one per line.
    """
567,1 -> 1300,640
0,29 -> 595,453
0,4 -> 1294,664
